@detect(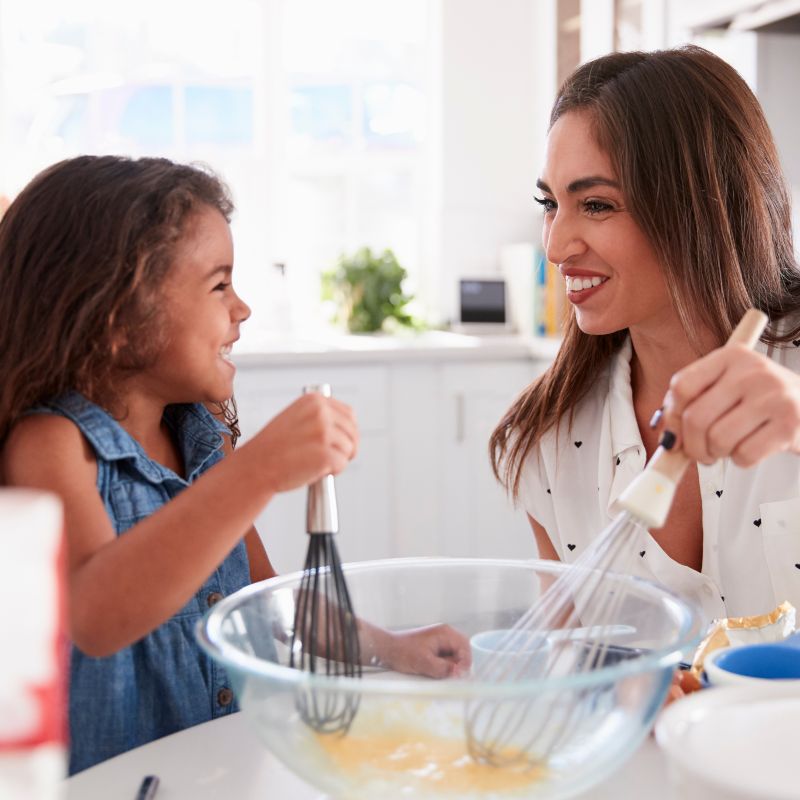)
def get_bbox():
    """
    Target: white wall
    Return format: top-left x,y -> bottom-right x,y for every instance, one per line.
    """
667,2 -> 800,256
427,0 -> 546,326
756,32 -> 800,250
